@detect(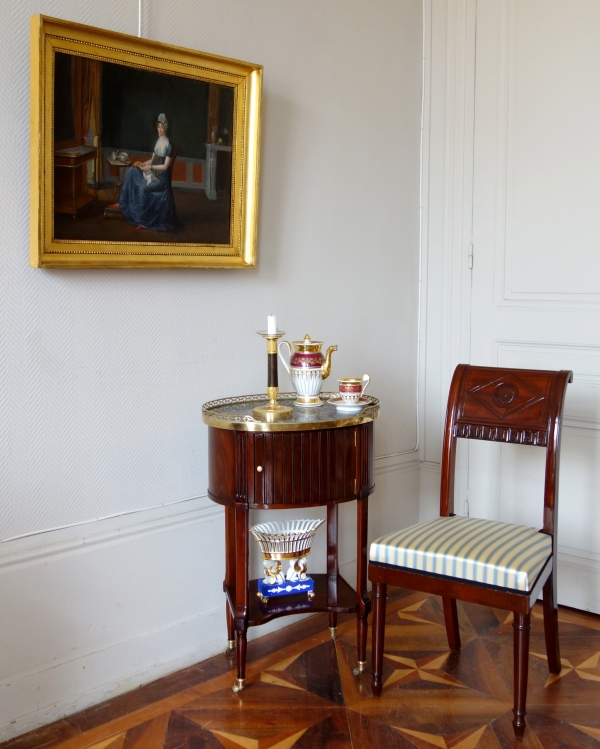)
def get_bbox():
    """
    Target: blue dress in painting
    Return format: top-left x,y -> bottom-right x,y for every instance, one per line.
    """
119,138 -> 176,231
